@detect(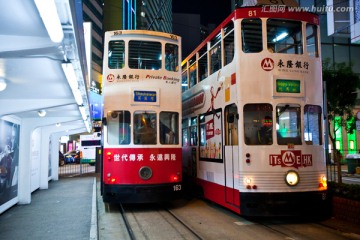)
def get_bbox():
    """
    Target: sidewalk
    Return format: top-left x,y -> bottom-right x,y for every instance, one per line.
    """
0,173 -> 96,240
